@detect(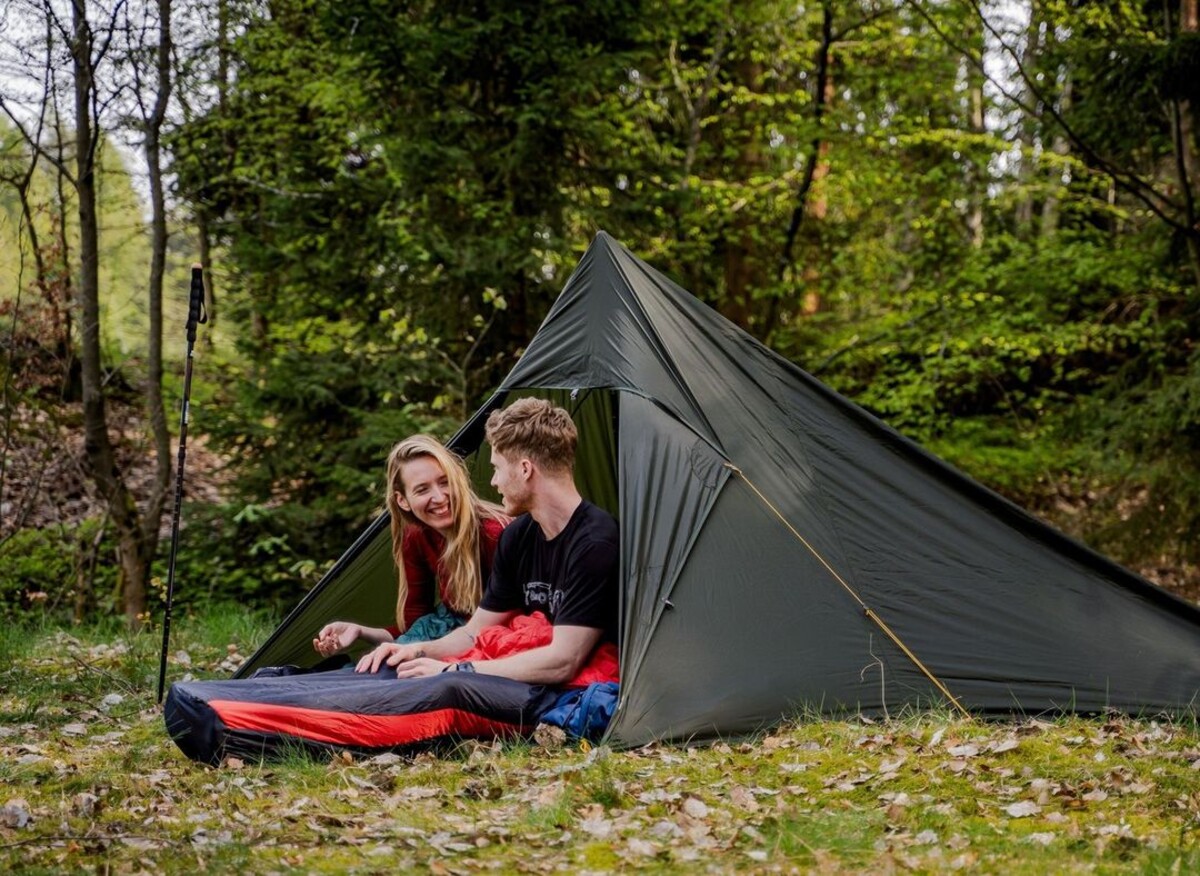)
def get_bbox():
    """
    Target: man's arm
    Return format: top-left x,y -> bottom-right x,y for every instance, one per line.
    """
394,624 -> 602,684
355,607 -> 518,673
